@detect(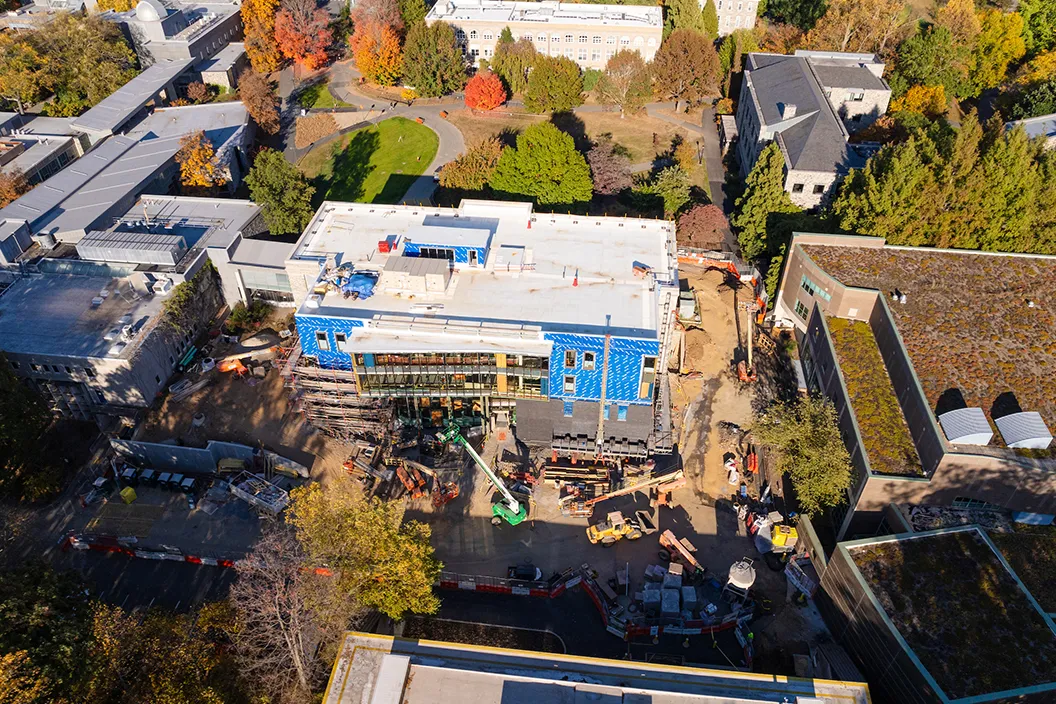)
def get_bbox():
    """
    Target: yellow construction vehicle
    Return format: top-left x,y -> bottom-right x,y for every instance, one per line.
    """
586,511 -> 644,546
